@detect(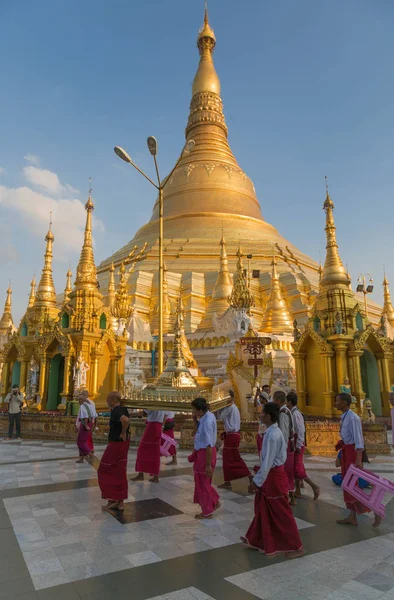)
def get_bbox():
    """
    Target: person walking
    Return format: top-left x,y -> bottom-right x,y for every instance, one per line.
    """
273,390 -> 296,505
241,402 -> 304,559
98,391 -> 130,511
75,390 -> 96,463
4,384 -> 24,440
162,411 -> 177,465
132,410 -> 166,483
